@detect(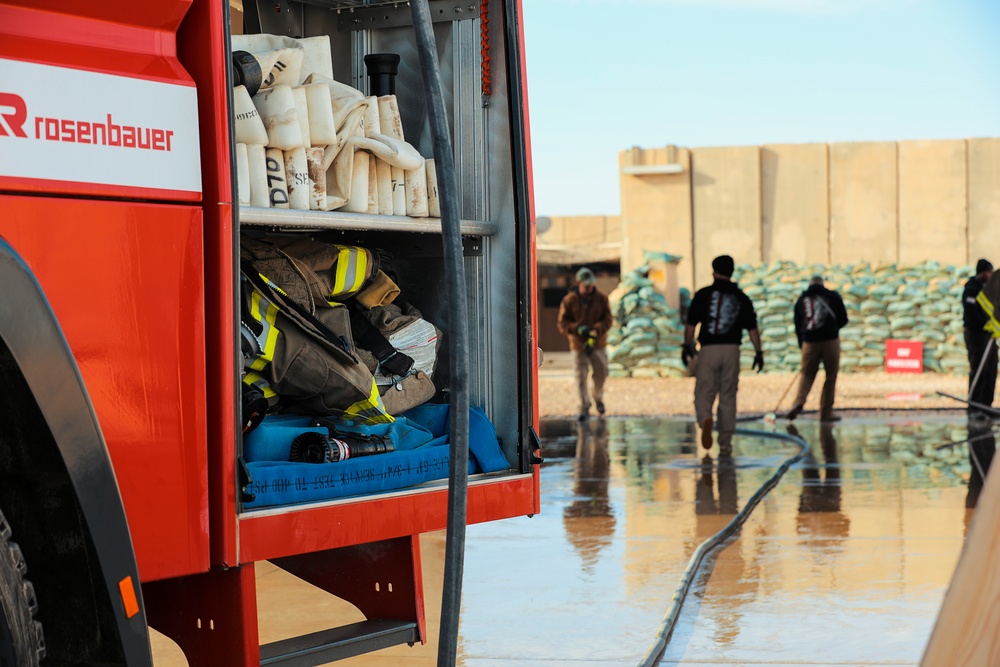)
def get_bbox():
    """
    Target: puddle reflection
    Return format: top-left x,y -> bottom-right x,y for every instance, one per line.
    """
459,414 -> 995,666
